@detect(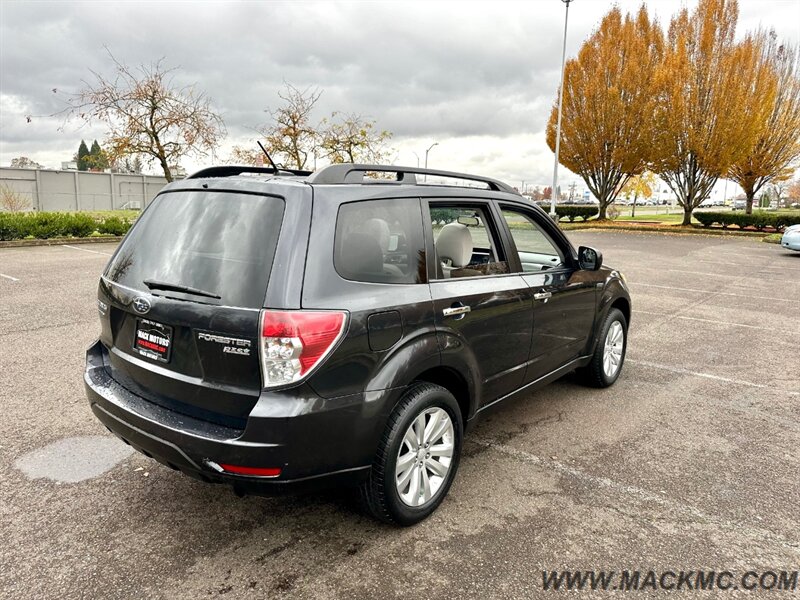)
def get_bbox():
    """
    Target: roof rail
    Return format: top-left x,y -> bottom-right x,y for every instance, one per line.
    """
186,165 -> 313,179
306,164 -> 519,195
